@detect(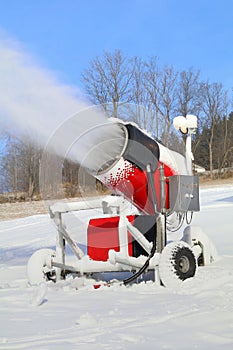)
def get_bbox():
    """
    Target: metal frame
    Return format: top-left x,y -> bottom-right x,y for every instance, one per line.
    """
49,196 -> 164,282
